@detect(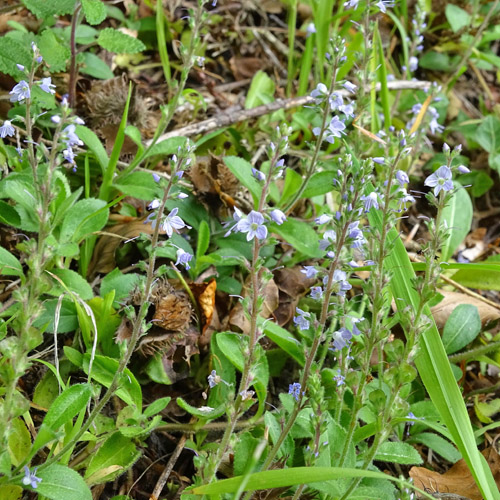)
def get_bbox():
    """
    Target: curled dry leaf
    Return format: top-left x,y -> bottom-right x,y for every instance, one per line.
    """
431,289 -> 500,330
228,273 -> 279,334
410,447 -> 500,500
189,278 -> 217,333
273,267 -> 317,326
88,215 -> 157,277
